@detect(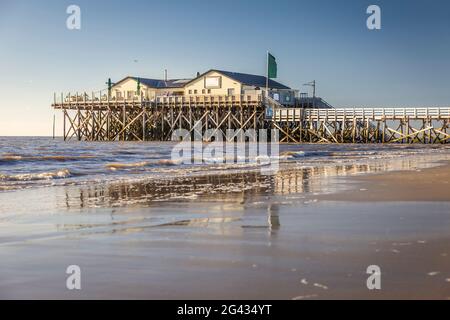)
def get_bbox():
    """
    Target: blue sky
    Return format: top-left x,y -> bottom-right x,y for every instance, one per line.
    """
1,0 -> 450,135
